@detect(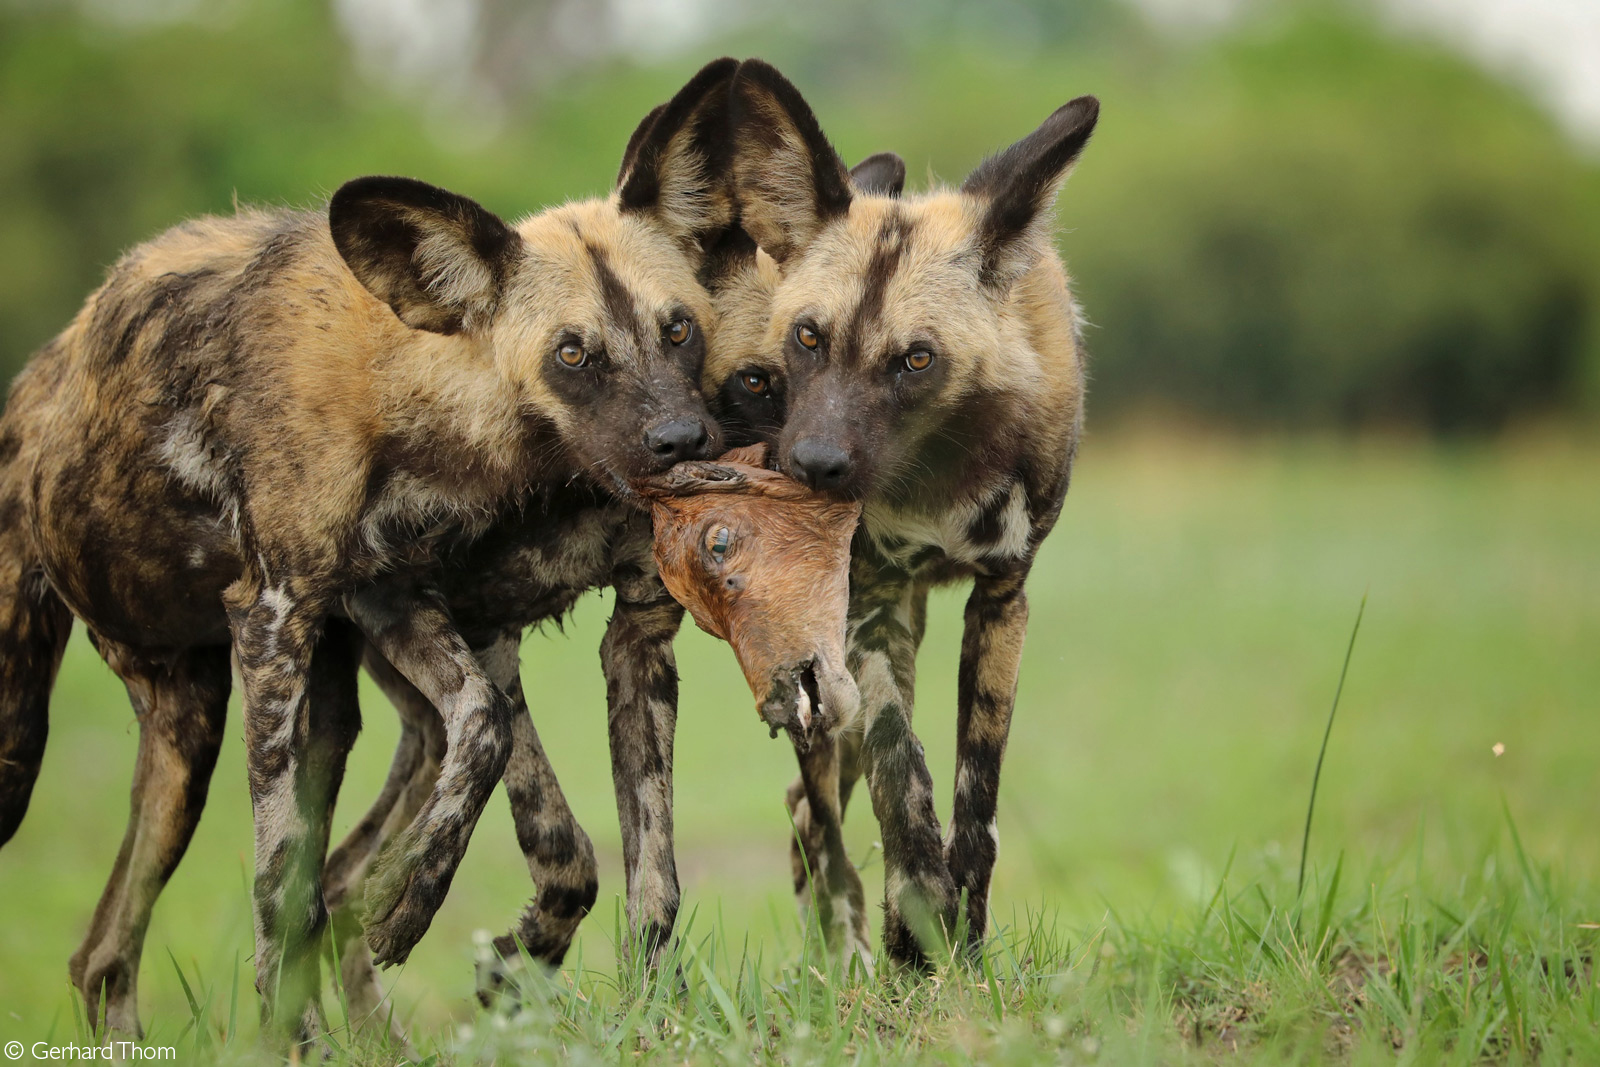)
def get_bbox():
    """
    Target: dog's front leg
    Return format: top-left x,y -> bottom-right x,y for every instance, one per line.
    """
848,575 -> 957,969
227,576 -> 345,1046
601,572 -> 684,967
945,565 -> 1030,950
477,631 -> 599,1002
346,578 -> 513,969
788,731 -> 872,972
